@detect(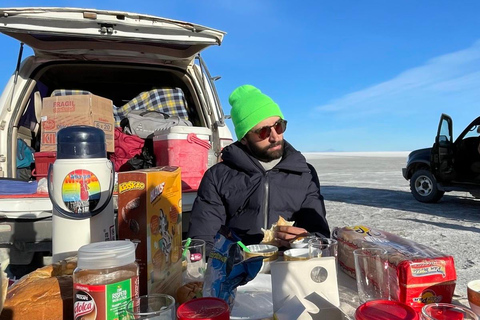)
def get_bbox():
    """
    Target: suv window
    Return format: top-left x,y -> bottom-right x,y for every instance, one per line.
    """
439,118 -> 451,142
